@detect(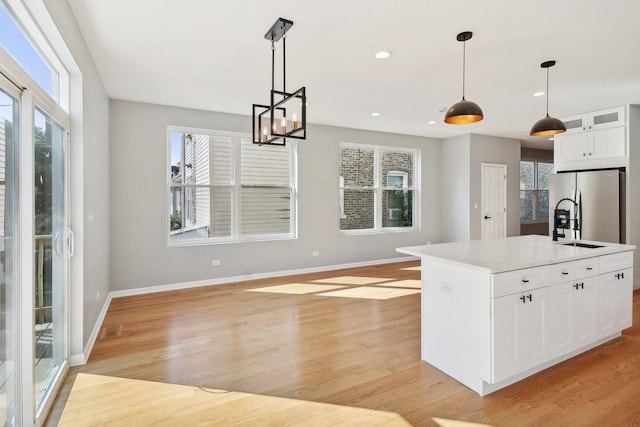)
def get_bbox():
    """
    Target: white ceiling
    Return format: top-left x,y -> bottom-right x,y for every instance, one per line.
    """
67,0 -> 640,150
